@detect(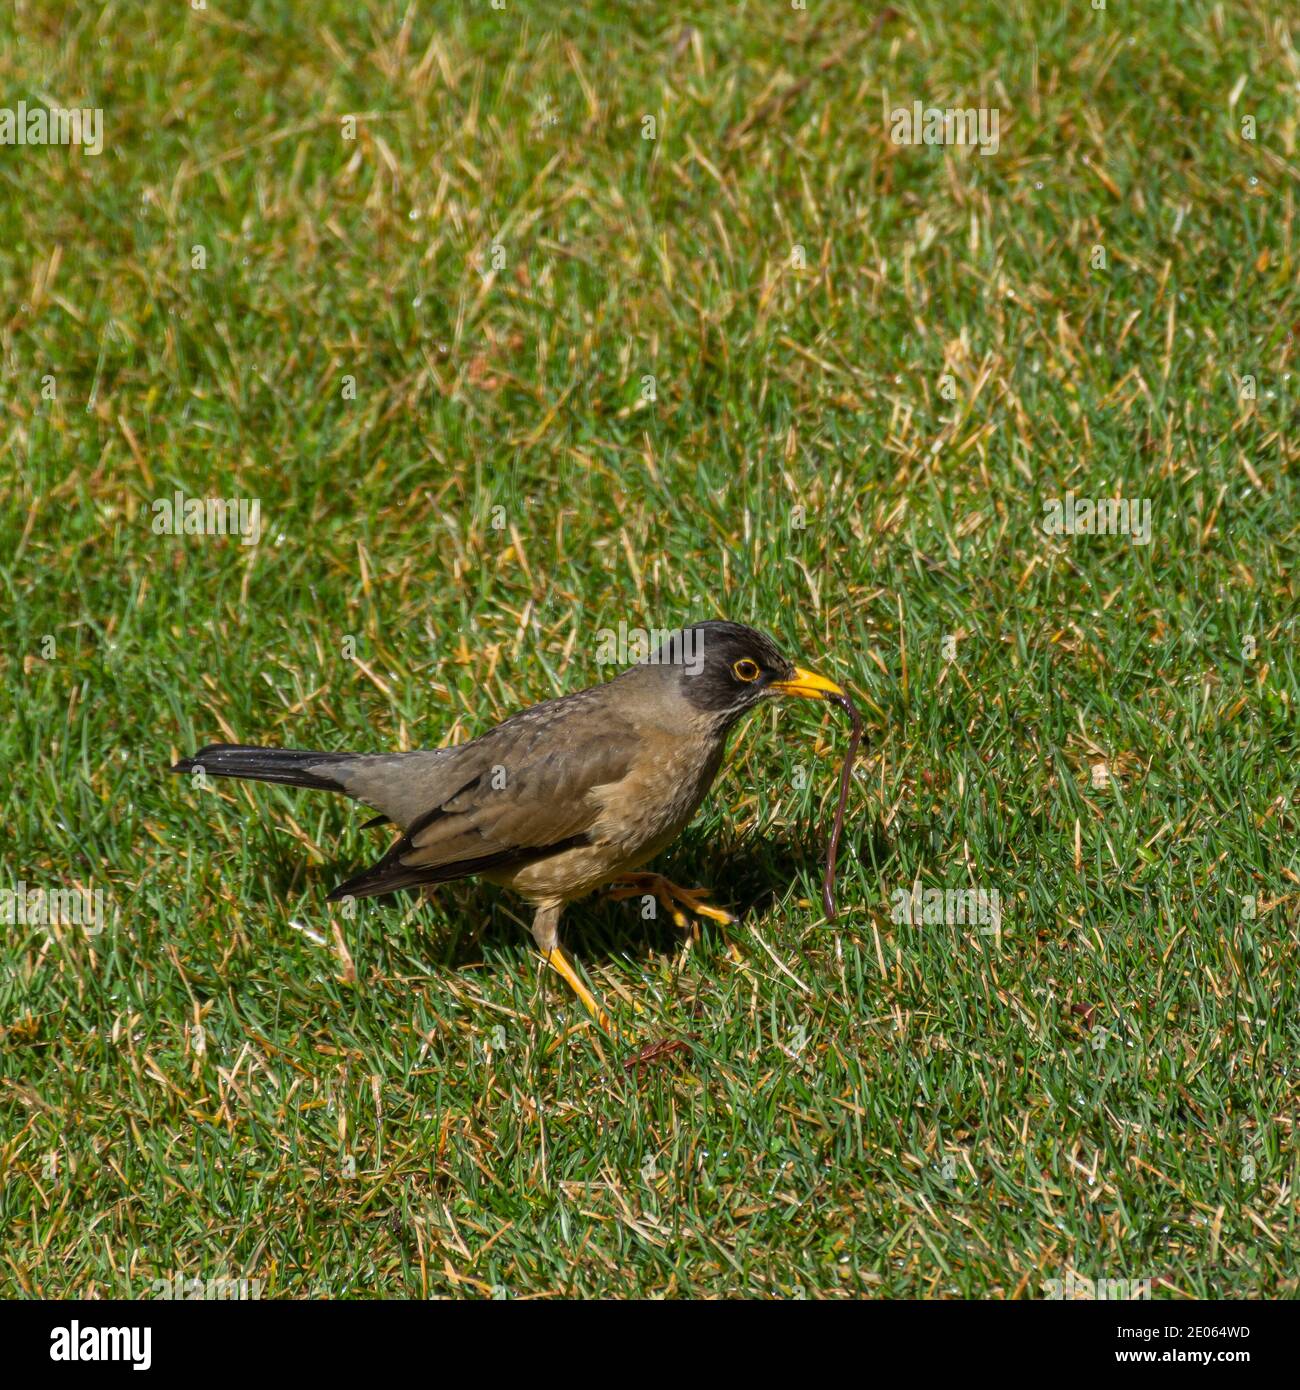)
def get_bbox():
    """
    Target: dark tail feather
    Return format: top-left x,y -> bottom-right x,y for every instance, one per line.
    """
169,743 -> 355,793
326,860 -> 436,901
